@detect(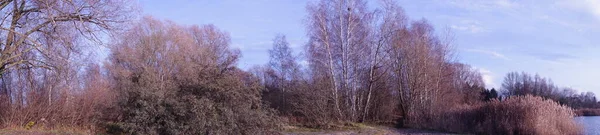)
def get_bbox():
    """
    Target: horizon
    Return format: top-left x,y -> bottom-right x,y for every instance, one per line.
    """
139,0 -> 600,95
